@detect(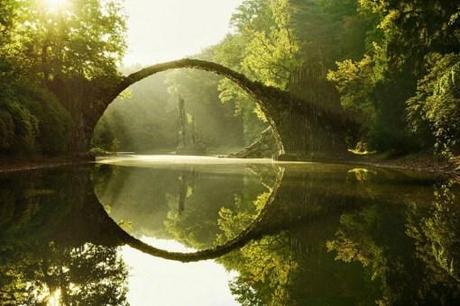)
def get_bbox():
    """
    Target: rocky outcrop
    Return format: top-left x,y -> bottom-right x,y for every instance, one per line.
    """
229,127 -> 279,158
